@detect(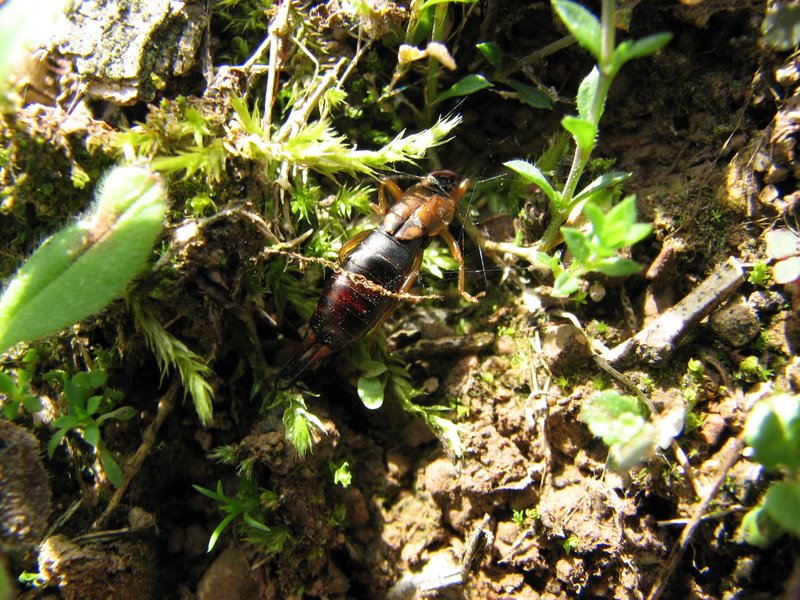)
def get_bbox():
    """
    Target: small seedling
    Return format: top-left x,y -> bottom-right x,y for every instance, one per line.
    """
747,261 -> 771,287
740,393 -> 800,547
562,534 -> 580,555
269,389 -> 326,458
511,508 -> 538,528
501,0 -> 670,295
46,369 -> 136,487
0,350 -> 42,419
736,356 -> 773,383
329,459 -> 352,488
193,478 -> 288,553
